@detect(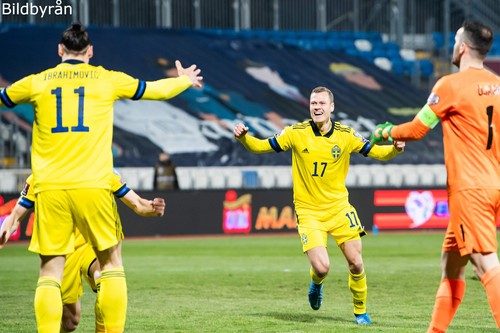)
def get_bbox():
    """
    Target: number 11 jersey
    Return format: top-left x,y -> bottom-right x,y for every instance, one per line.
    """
1,60 -> 143,193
